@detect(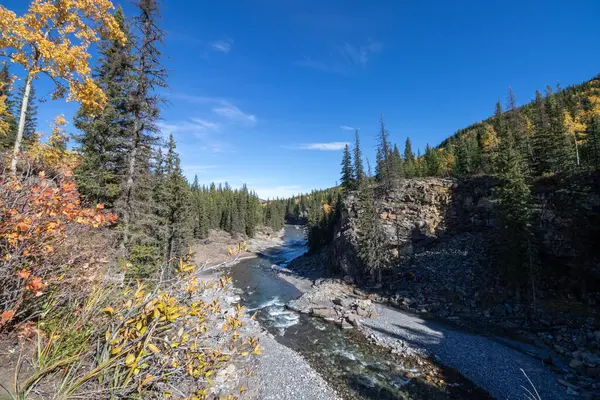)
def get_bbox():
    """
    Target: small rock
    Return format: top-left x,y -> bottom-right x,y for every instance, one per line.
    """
504,303 -> 513,315
570,359 -> 584,371
346,314 -> 361,327
343,275 -> 354,284
355,299 -> 372,309
311,307 -> 336,319
215,364 -> 237,384
341,319 -> 353,329
566,387 -> 579,396
581,351 -> 600,367
356,308 -> 370,317
333,297 -> 353,308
